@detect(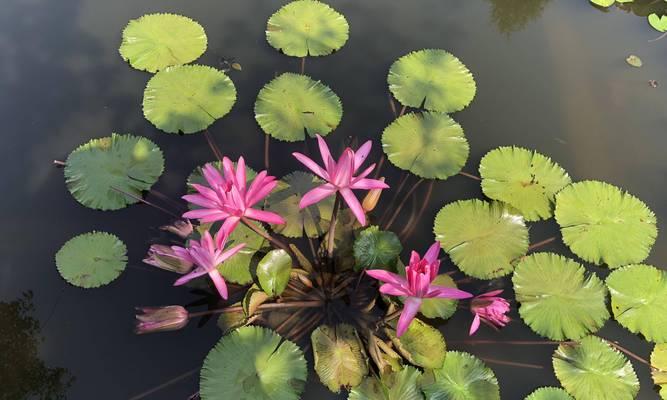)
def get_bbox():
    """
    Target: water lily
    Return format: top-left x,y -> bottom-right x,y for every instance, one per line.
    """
182,157 -> 285,235
293,135 -> 389,226
143,244 -> 194,274
135,306 -> 189,334
469,290 -> 511,335
169,229 -> 245,299
366,241 -> 473,336
362,177 -> 385,212
159,219 -> 193,238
